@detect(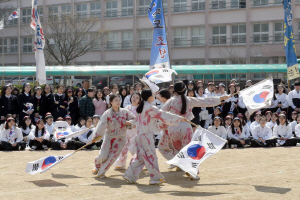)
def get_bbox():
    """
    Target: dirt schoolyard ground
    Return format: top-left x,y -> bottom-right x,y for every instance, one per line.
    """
0,147 -> 300,200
